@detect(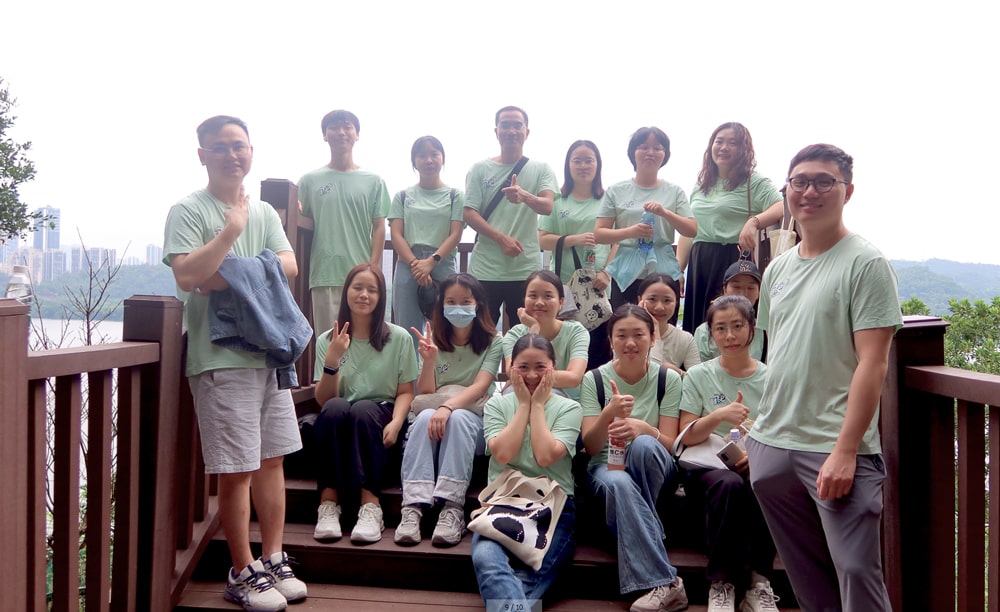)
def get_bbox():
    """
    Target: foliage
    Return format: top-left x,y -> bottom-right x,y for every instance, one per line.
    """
900,296 -> 931,316
0,77 -> 45,242
943,297 -> 1000,375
